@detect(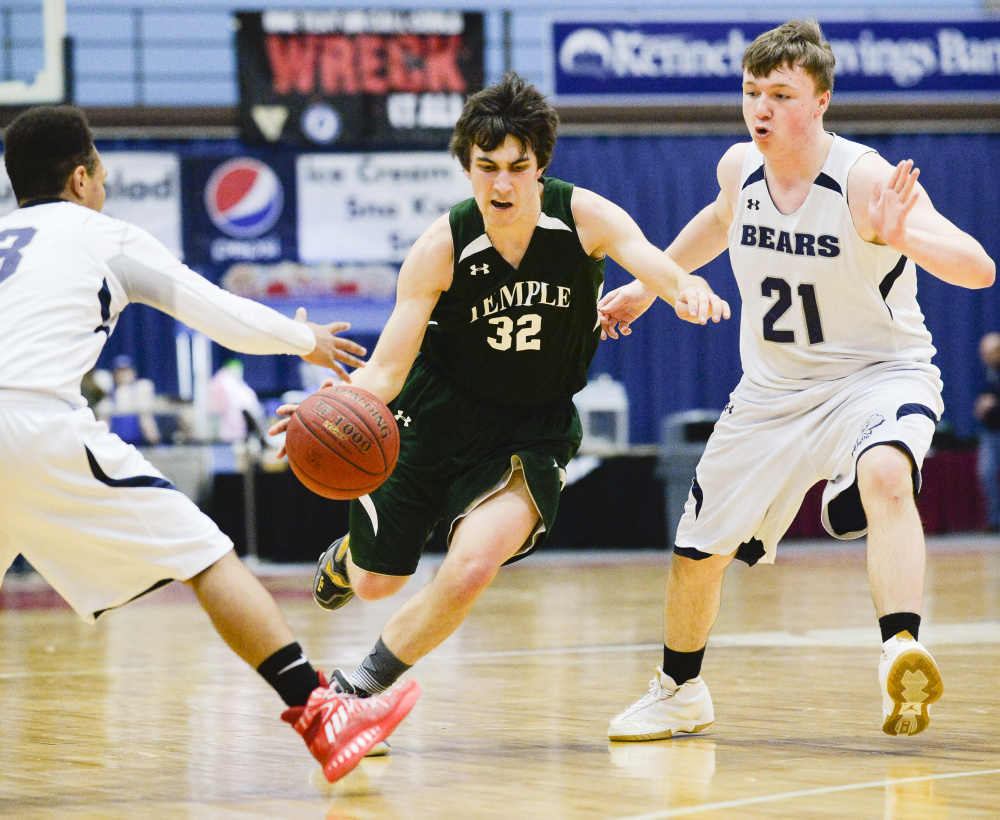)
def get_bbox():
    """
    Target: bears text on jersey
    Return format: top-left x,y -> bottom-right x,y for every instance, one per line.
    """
741,224 -> 840,258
